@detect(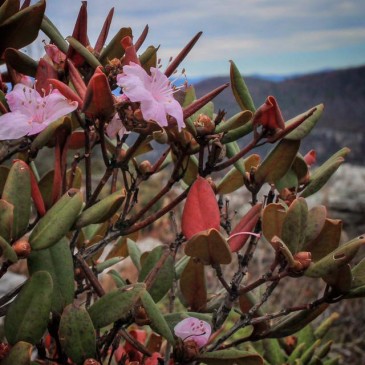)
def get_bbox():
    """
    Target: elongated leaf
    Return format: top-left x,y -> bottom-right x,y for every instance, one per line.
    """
216,110 -> 252,133
5,271 -> 53,344
0,199 -> 13,242
2,160 -> 31,240
281,198 -> 308,253
181,177 -> 220,240
41,15 -> 69,53
351,258 -> 365,288
180,258 -> 206,311
230,60 -> 255,112
75,190 -> 125,228
255,139 -> 300,186
285,105 -> 324,140
266,303 -> 328,338
229,203 -> 262,252
66,36 -> 101,69
0,0 -> 45,56
87,283 -> 145,329
139,246 -> 174,302
29,189 -> 83,250
0,235 -> 17,263
4,48 -> 37,76
262,338 -> 286,365
305,218 -> 342,262
59,305 -> 96,365
305,235 -> 365,278
28,238 -> 74,313
198,349 -> 263,365
99,27 -> 132,63
304,206 -> 327,244
262,203 -> 286,242
140,290 -> 175,344
0,0 -> 20,24
127,238 -> 142,272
